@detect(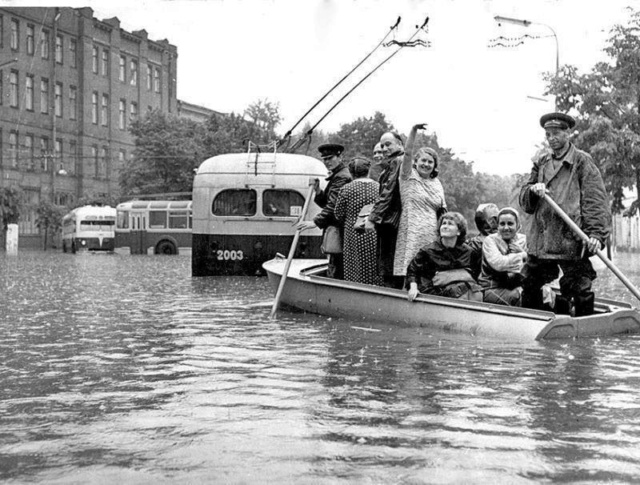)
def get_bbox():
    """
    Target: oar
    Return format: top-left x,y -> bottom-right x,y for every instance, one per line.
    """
543,193 -> 640,303
269,181 -> 317,319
